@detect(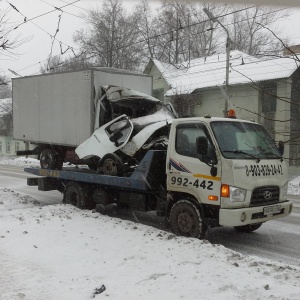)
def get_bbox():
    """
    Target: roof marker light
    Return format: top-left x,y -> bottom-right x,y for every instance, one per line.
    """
227,109 -> 236,119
